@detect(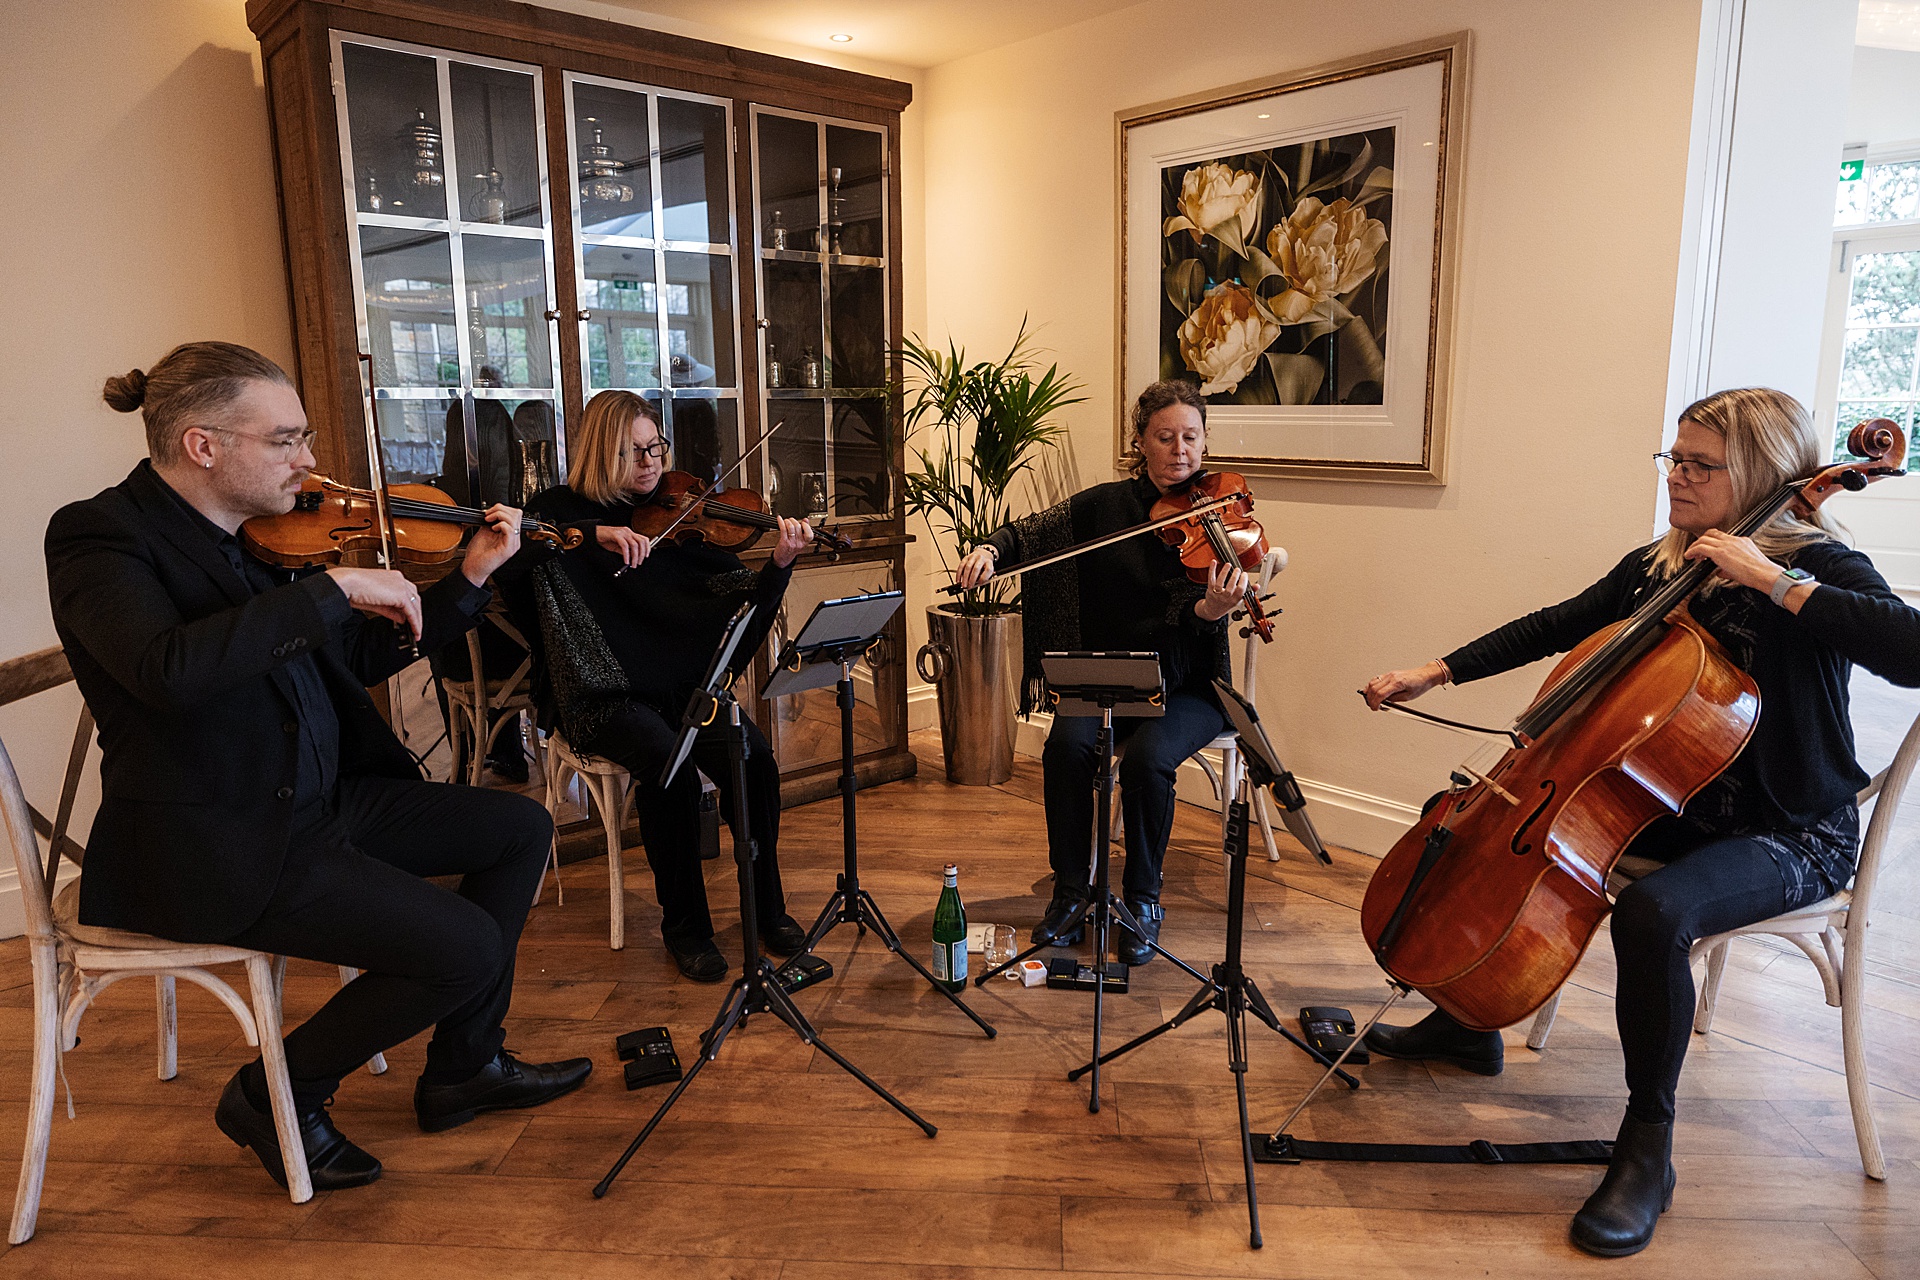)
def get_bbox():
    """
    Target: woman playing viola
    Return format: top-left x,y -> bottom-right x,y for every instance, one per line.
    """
954,379 -> 1252,965
1360,387 -> 1920,1257
499,390 -> 813,982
